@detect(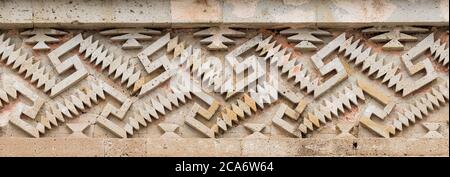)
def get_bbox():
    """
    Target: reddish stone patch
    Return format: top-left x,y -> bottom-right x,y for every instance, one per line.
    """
341,106 -> 359,122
